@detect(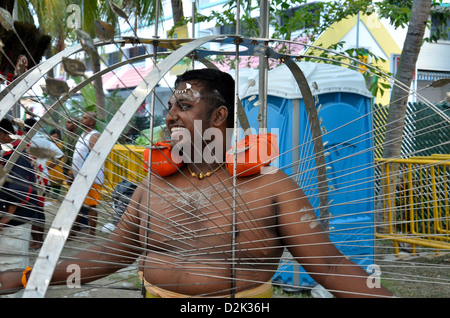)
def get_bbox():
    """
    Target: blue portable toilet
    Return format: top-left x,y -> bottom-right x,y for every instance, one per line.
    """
236,61 -> 376,290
